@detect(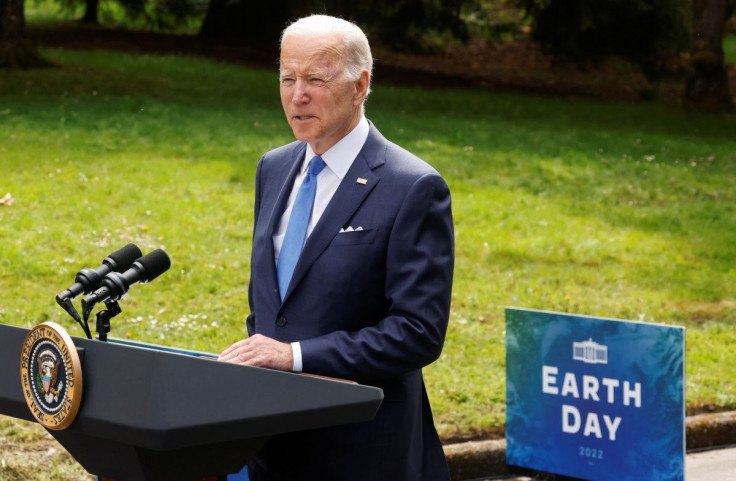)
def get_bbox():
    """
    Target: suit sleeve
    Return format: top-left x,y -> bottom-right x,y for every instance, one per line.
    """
246,156 -> 265,337
299,172 -> 454,382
